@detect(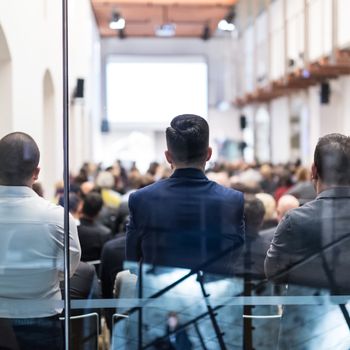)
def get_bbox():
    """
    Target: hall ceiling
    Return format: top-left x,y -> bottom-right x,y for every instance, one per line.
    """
91,0 -> 238,38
